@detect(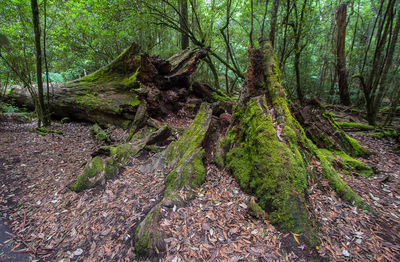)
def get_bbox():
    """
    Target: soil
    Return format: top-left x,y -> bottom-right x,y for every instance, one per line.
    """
0,115 -> 399,261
